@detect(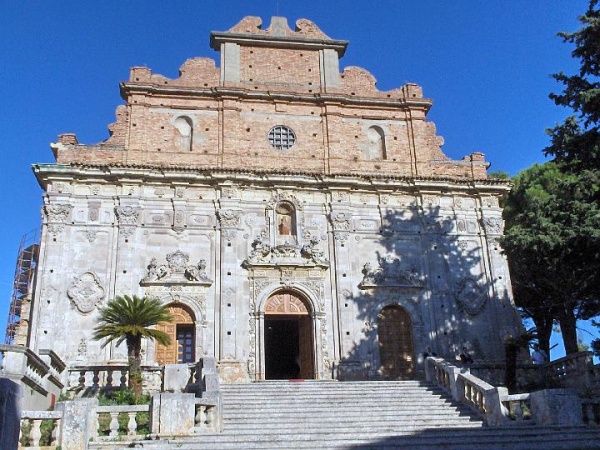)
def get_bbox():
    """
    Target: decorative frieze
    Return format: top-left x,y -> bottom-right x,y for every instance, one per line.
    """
217,209 -> 243,228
